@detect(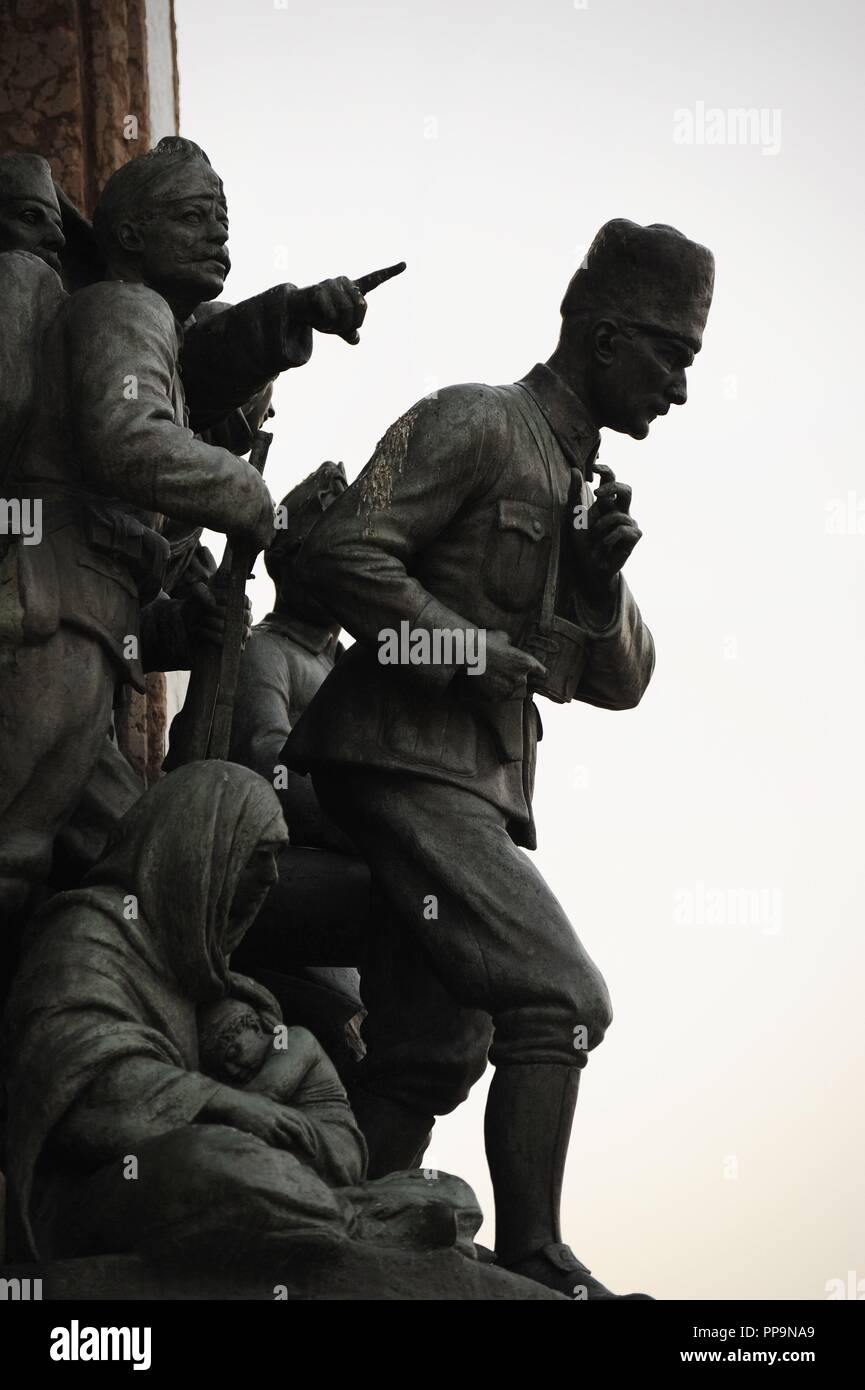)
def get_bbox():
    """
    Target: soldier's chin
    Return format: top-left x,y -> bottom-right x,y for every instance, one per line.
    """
624,413 -> 651,440
189,264 -> 228,301
606,407 -> 650,439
